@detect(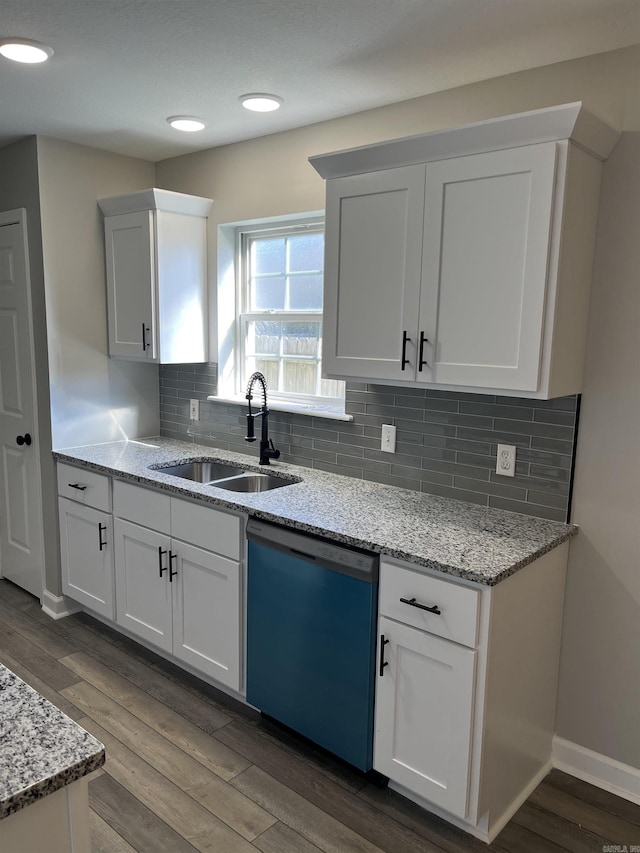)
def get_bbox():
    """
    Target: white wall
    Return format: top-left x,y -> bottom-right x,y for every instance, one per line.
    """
156,45 -> 640,775
36,137 -> 159,449
555,133 -> 640,769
